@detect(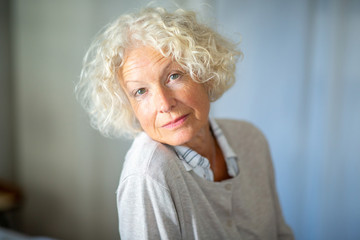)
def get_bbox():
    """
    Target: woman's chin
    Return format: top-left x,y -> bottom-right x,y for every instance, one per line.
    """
158,132 -> 193,146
